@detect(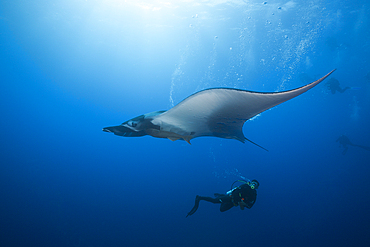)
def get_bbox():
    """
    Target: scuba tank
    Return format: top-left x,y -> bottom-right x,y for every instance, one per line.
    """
226,179 -> 251,195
